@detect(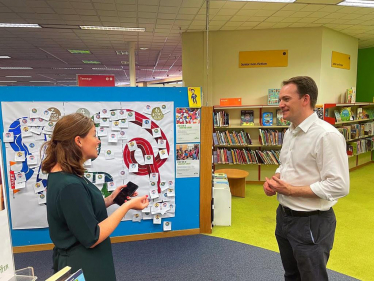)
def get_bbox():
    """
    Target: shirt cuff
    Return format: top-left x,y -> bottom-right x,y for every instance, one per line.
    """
310,182 -> 335,201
